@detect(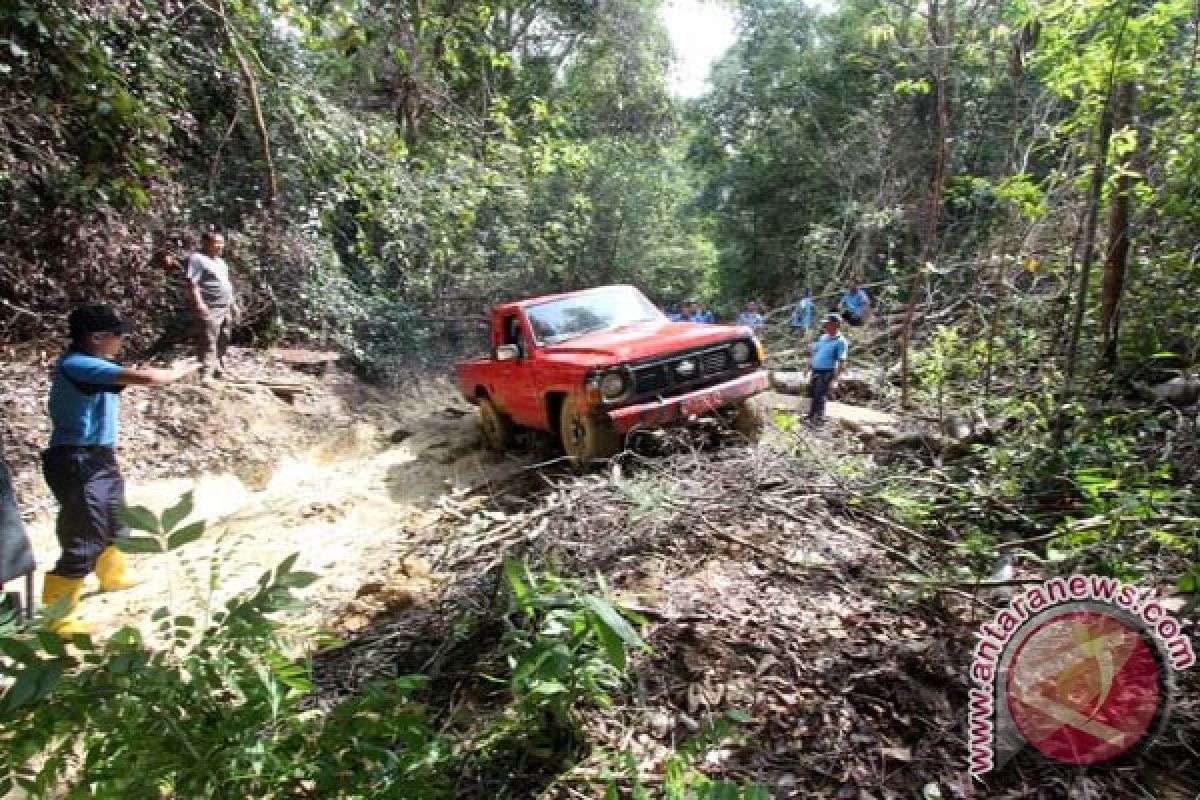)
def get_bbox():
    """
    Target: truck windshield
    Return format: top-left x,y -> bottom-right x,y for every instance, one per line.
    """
526,287 -> 665,345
